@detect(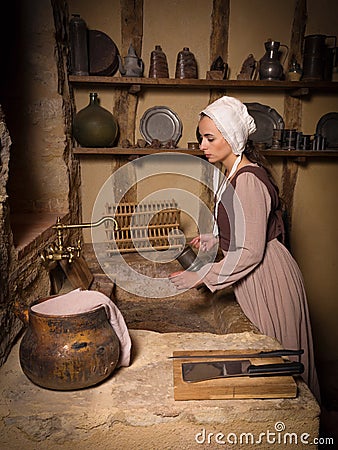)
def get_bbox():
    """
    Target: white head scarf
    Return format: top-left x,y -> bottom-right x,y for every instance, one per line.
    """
200,96 -> 256,155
